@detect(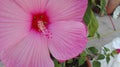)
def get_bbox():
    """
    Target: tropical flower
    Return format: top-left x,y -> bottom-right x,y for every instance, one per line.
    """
0,0 -> 88,67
